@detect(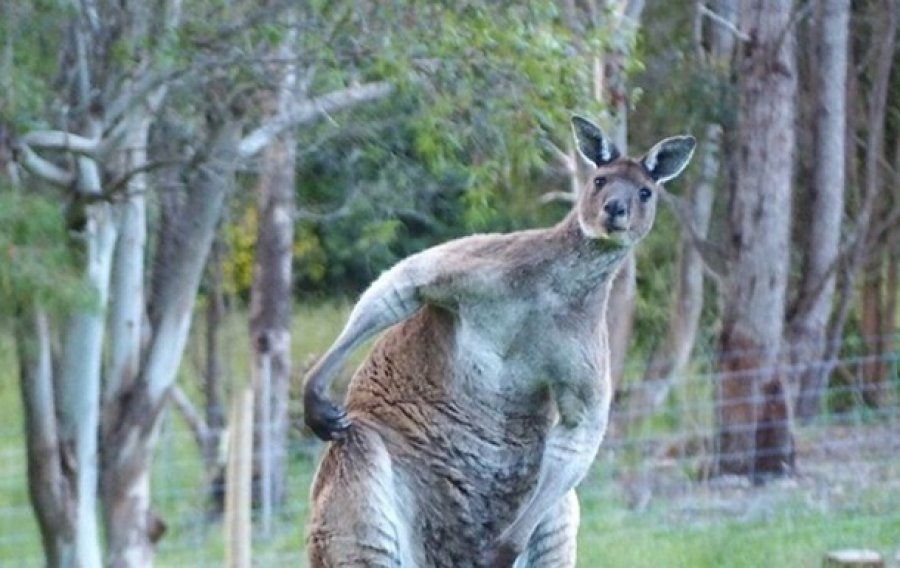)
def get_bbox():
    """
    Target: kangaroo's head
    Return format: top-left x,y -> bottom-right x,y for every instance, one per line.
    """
571,116 -> 696,247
